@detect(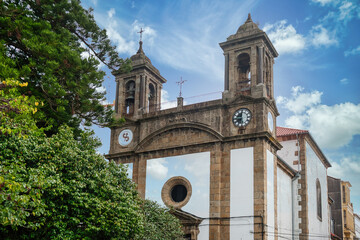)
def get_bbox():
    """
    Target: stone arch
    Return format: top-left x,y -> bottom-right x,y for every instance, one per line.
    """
124,80 -> 135,115
148,82 -> 156,112
135,122 -> 223,153
235,52 -> 251,94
